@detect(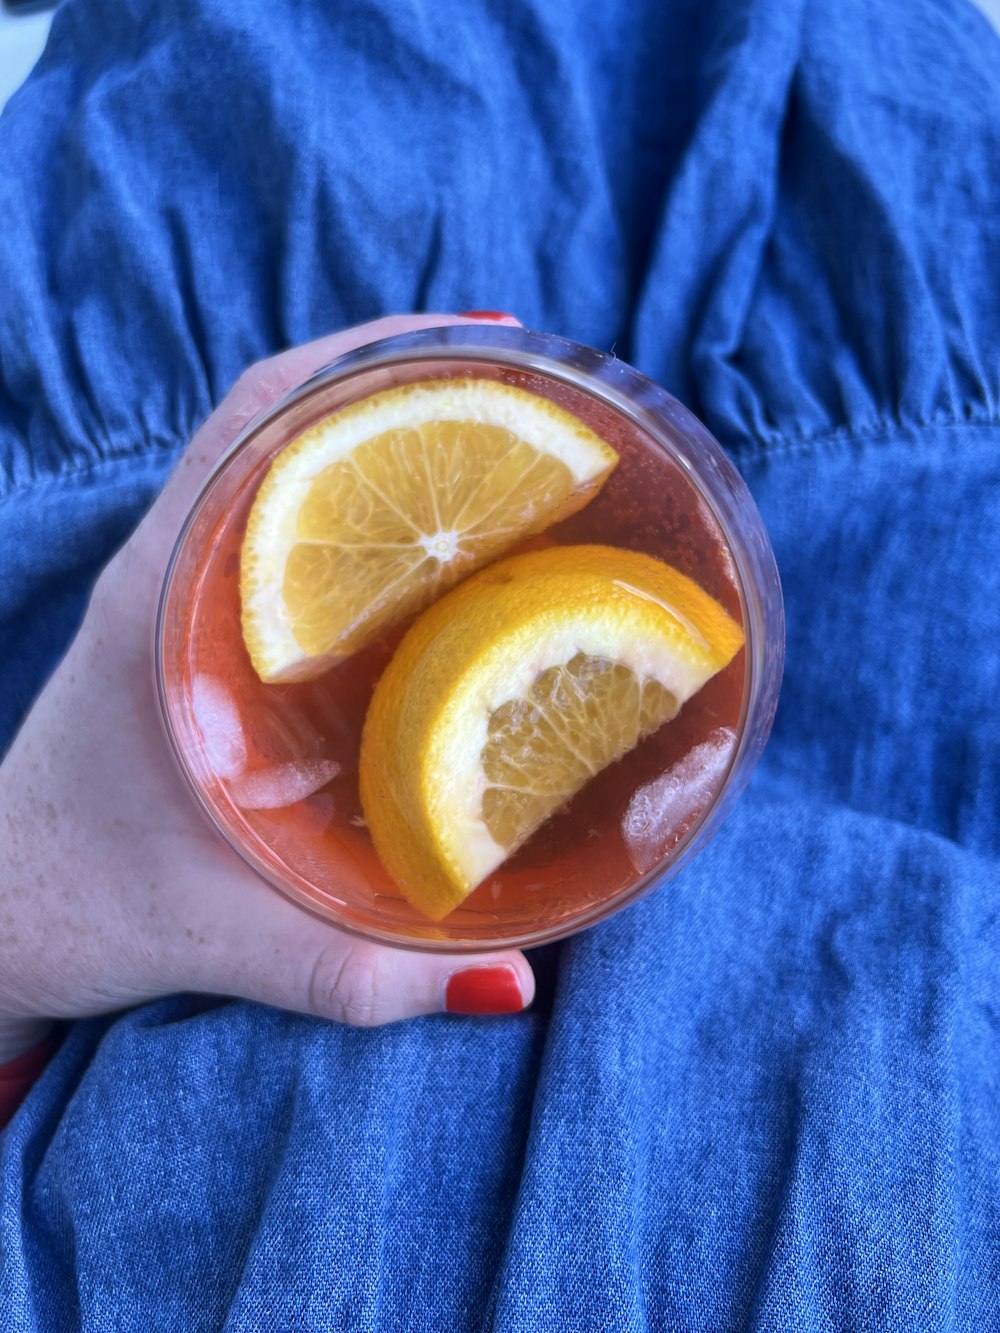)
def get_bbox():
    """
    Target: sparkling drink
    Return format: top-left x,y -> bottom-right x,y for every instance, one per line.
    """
157,328 -> 783,949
